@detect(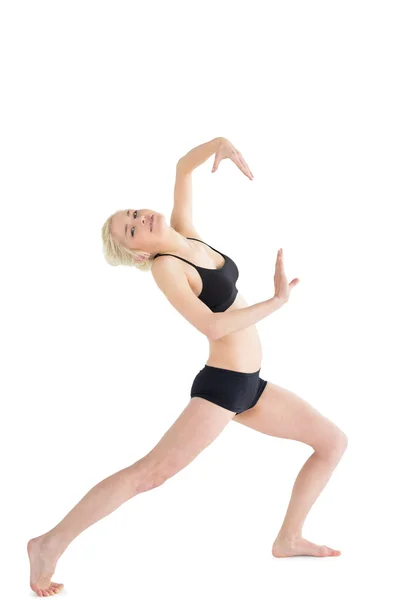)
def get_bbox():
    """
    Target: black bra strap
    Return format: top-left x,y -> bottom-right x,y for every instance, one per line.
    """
153,253 -> 198,269
154,238 -> 224,269
186,237 -> 220,254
